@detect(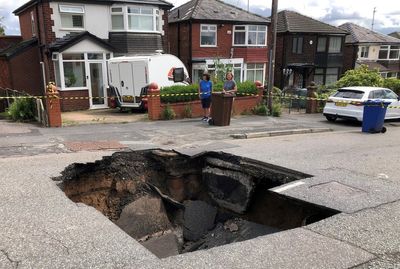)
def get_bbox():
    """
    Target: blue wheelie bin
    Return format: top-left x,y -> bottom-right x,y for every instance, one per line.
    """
362,100 -> 391,133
